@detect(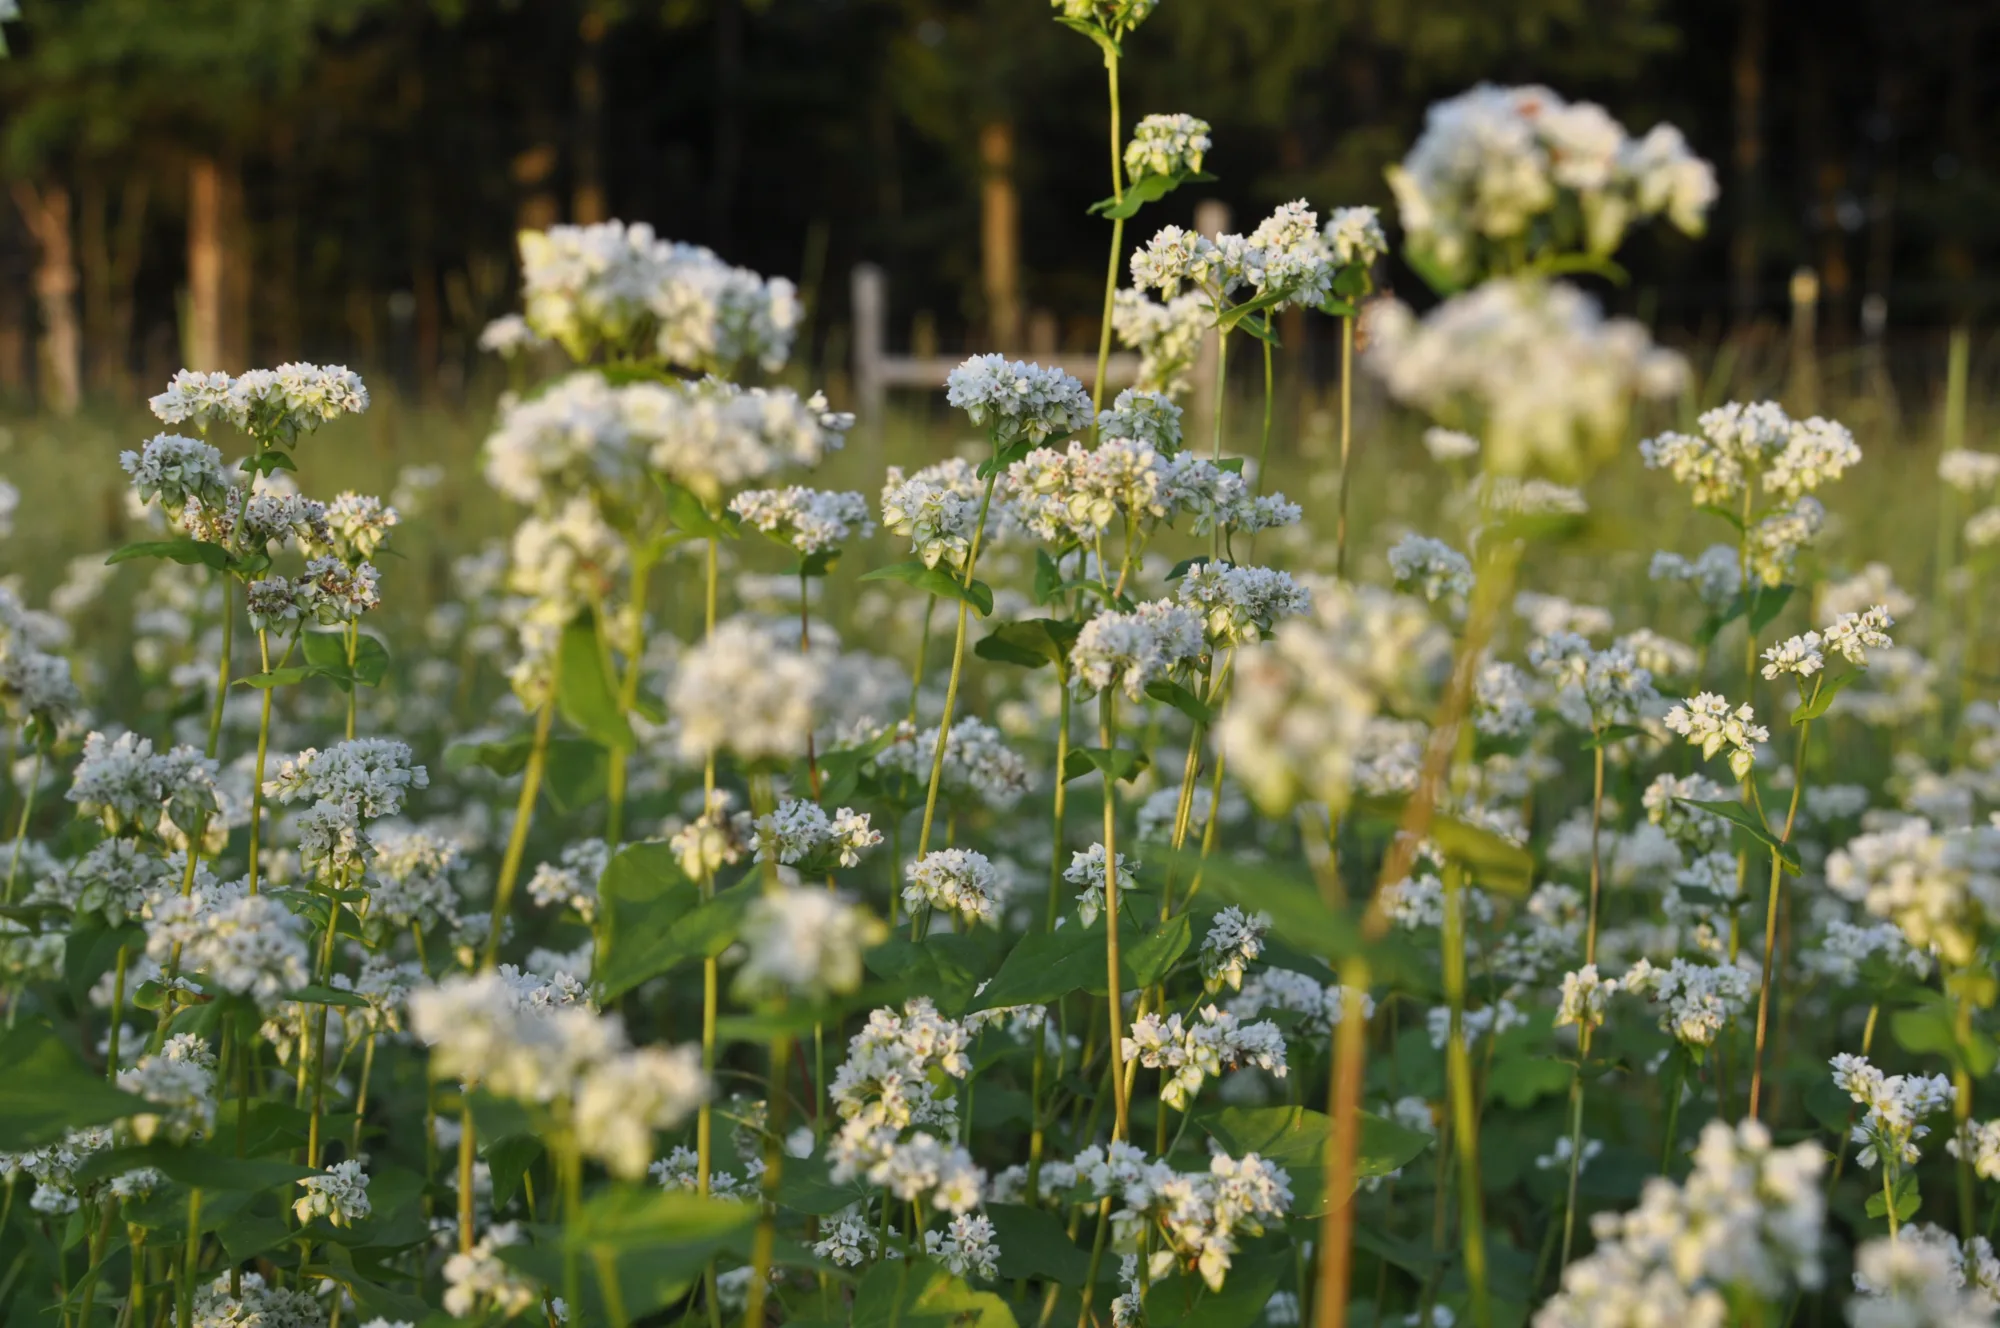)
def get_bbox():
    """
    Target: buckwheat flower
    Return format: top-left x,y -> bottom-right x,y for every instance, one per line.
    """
1176,562 -> 1311,645
1248,200 -> 1336,307
1534,1119 -> 1825,1328
1123,1005 -> 1288,1109
946,354 -> 1093,444
1423,427 -> 1481,462
1324,206 -> 1388,269
1427,999 -> 1527,1050
670,618 -> 825,764
1364,278 -> 1687,477
730,486 -> 874,555
1831,1053 -> 1956,1172
1948,1120 -> 2000,1184
294,1160 -> 371,1228
832,998 -> 972,1131
120,434 -> 231,520
265,738 -> 428,821
190,1272 -> 326,1328
1125,113 -> 1211,183
1749,496 -> 1827,587
904,849 -> 1001,927
871,717 -> 1032,810
1227,970 -> 1374,1033
324,492 -> 399,562
1826,819 -> 2000,967
1621,957 -> 1755,1048
671,803 -> 754,881
575,1045 -> 708,1179
1388,533 -> 1473,603
880,462 -> 988,571
1052,0 -> 1159,34
1199,907 -> 1269,993
1096,388 -> 1184,452
179,893 -> 312,1010
117,1053 -> 215,1145
1130,224 -> 1225,302
926,1212 -> 1002,1281
525,838 -> 610,922
1848,1229 -> 2000,1327
1555,965 -> 1617,1031
732,886 -> 886,1003
1472,661 -> 1537,737
442,1222 -> 540,1319
149,369 -> 238,428
1536,1136 -> 1604,1173
813,1210 -> 880,1268
1762,632 -> 1826,681
1072,599 -> 1205,700
1824,605 -> 1896,665
1941,449 -> 2000,495
1664,692 -> 1767,781
1967,507 -> 2000,550
477,313 -> 543,357
1112,288 -> 1208,400
1065,843 -> 1138,927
